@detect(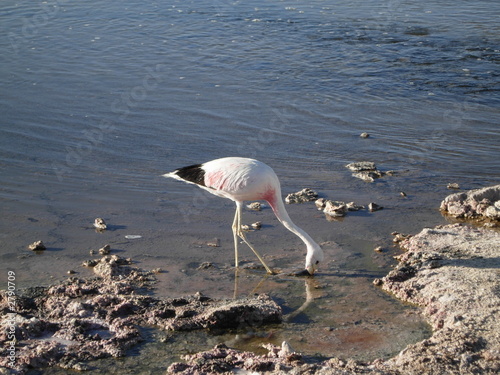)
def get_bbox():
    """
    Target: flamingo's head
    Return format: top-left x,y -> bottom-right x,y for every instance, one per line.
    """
305,242 -> 324,275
